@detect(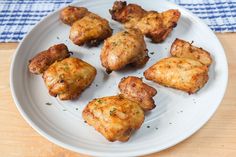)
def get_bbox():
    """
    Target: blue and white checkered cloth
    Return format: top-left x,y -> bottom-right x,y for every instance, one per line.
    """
0,0 -> 236,42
